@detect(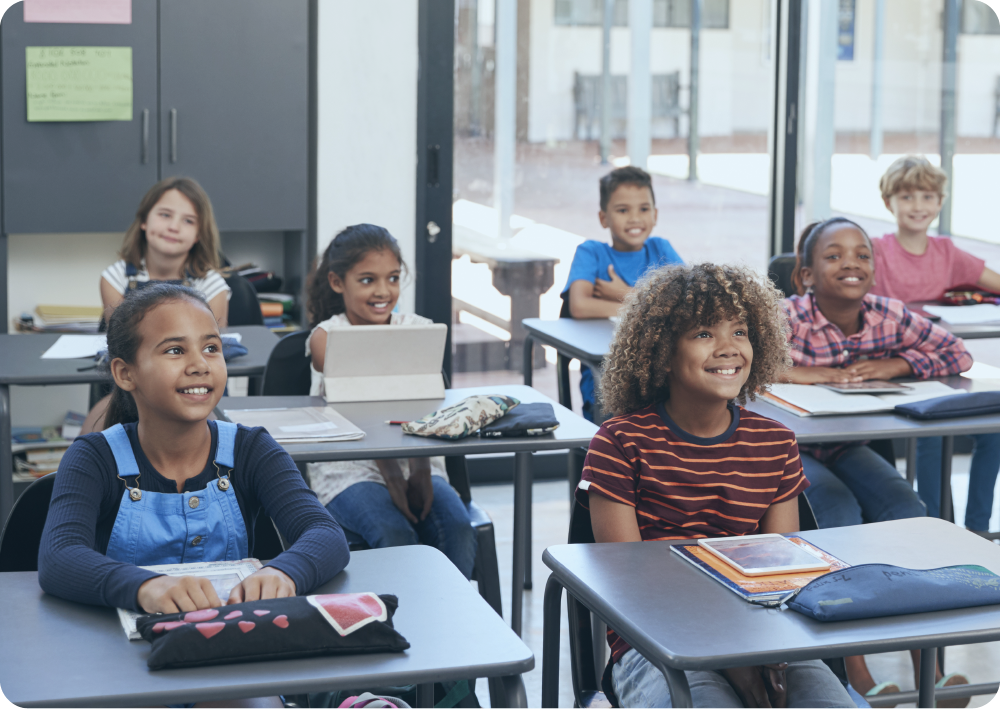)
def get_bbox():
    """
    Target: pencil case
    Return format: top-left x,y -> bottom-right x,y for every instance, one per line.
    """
479,402 -> 559,437
401,395 -> 519,440
895,391 -> 1000,420
786,564 -> 1000,622
135,592 -> 409,670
